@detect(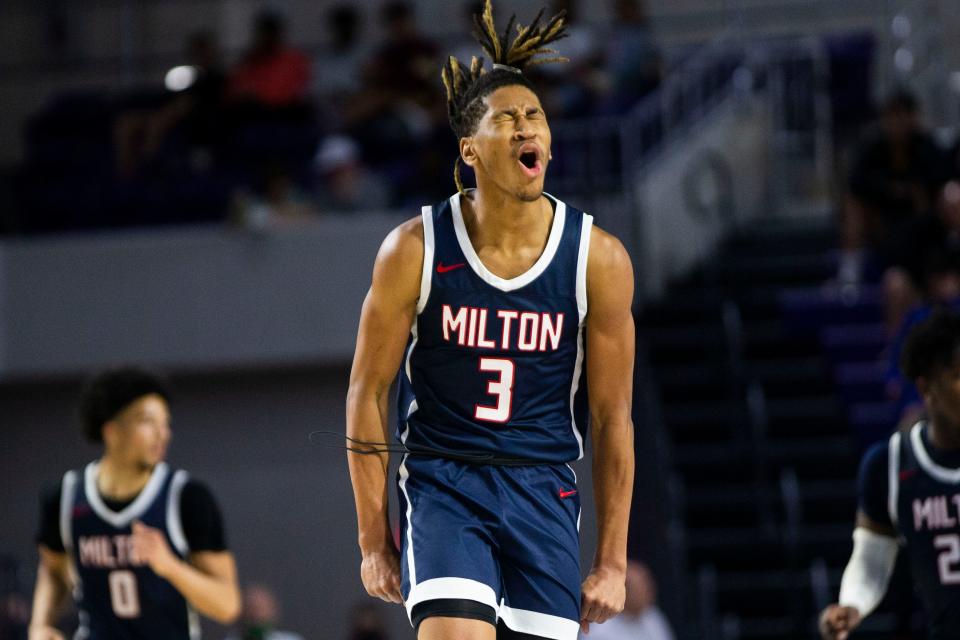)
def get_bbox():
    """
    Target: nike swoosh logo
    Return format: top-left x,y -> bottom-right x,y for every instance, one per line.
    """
559,489 -> 578,499
437,262 -> 466,274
